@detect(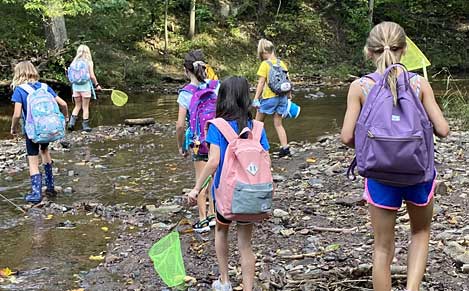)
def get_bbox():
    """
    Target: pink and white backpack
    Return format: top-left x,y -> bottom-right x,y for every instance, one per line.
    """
209,118 -> 273,222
